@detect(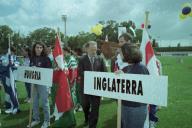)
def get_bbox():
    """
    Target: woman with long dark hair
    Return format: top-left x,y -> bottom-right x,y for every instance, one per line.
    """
27,42 -> 51,128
